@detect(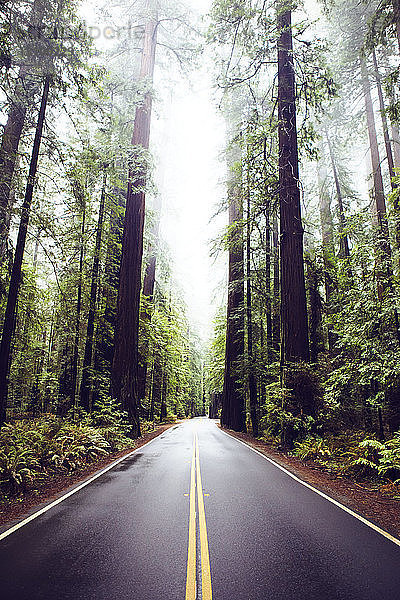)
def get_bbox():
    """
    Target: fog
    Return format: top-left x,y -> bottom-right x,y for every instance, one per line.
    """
81,0 -> 227,344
